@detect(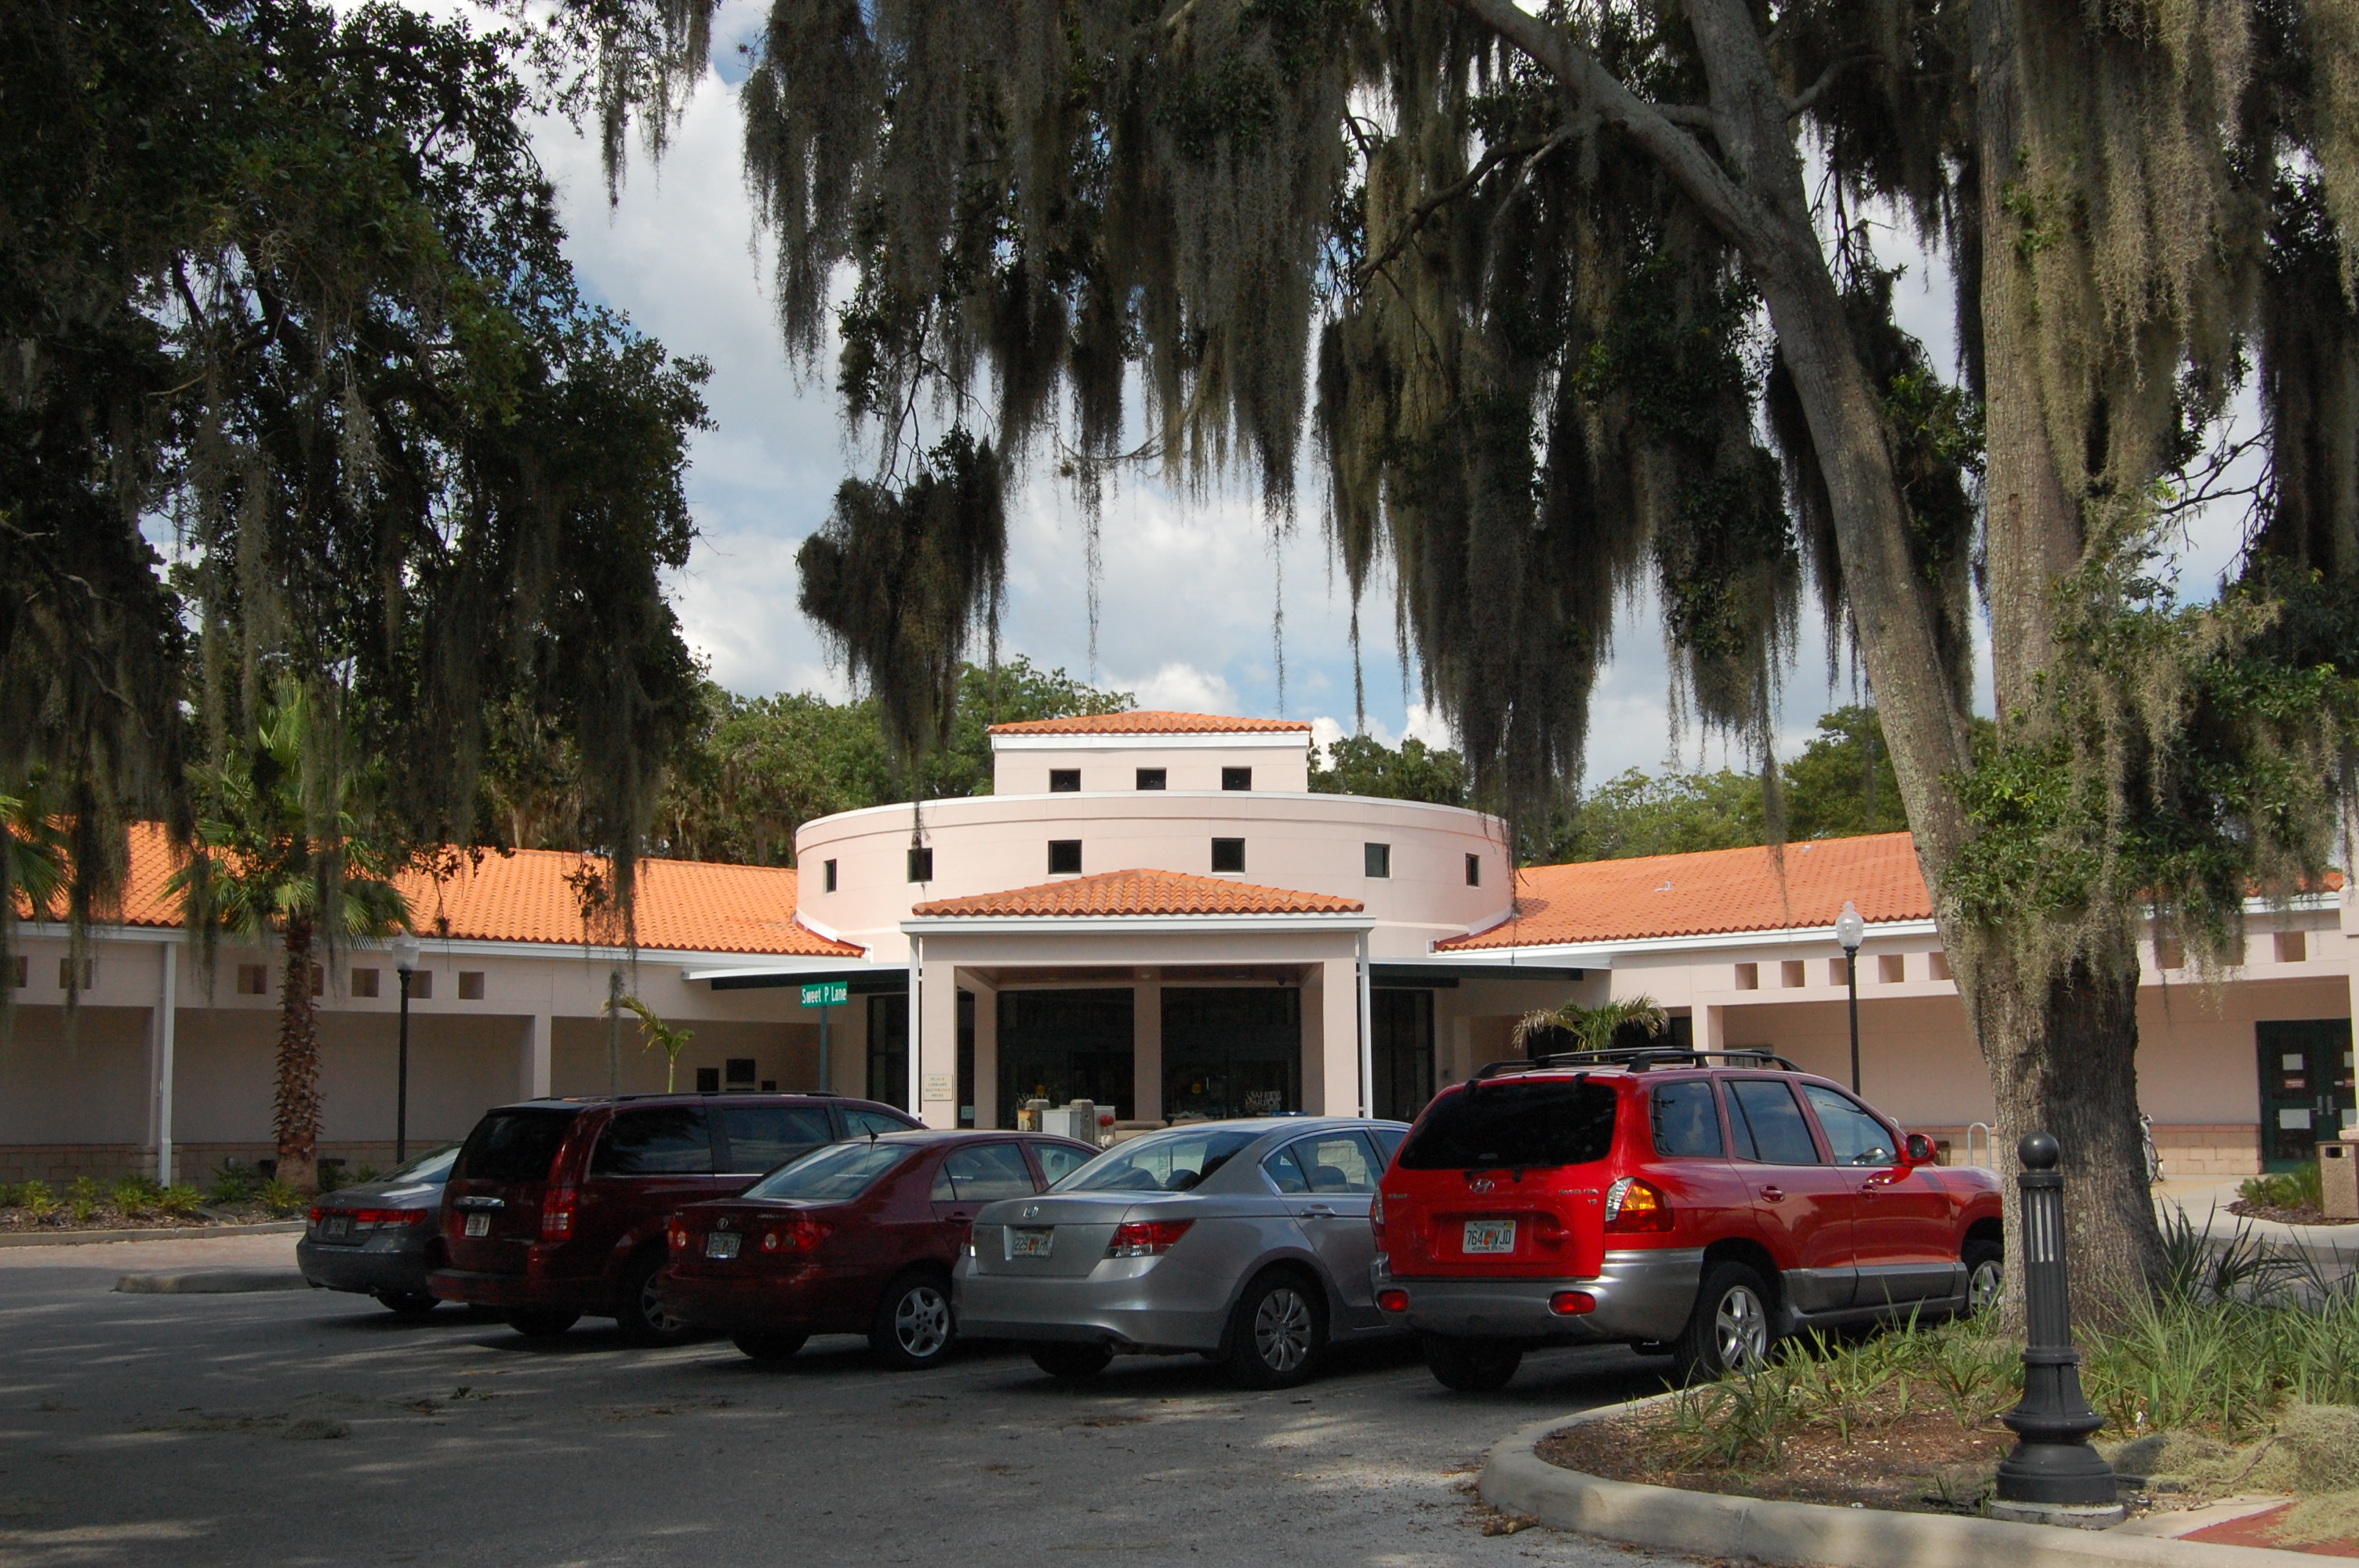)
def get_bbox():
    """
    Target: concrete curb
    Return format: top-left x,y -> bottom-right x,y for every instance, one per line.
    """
0,1221 -> 303,1249
1479,1402 -> 2319,1567
113,1270 -> 313,1294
